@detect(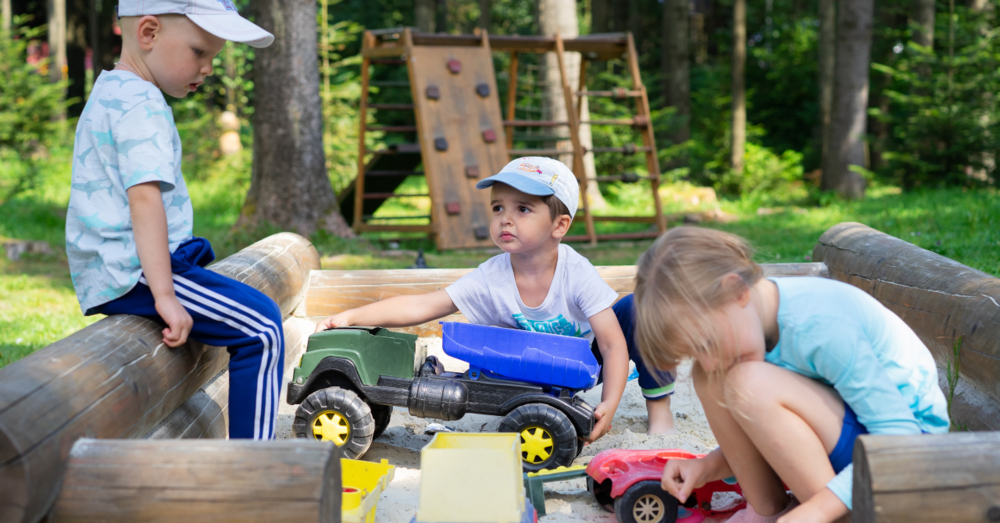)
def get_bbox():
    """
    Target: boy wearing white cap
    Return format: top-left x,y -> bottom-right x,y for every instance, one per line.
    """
317,157 -> 674,441
66,1 -> 281,439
